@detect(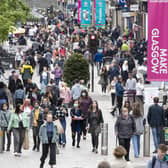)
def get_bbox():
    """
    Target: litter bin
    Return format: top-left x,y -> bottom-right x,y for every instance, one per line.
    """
101,123 -> 108,155
143,125 -> 150,157
0,128 -> 3,153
